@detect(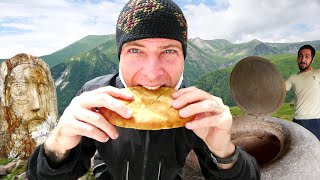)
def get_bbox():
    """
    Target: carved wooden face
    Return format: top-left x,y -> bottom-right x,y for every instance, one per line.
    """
6,64 -> 53,125
1,63 -> 57,158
